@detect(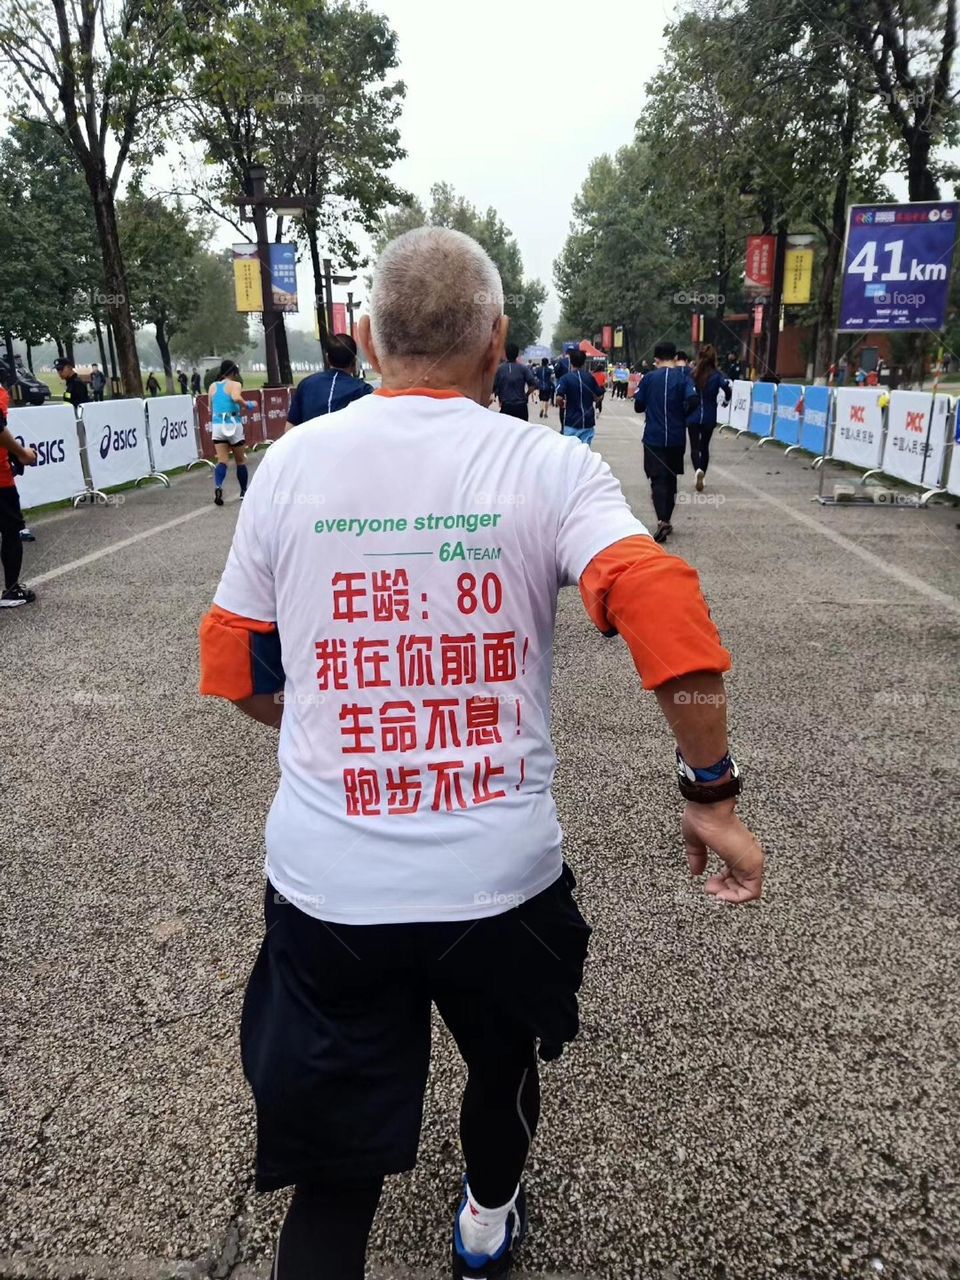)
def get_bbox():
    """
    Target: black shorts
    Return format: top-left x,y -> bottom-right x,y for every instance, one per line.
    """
241,866 -> 591,1191
0,485 -> 25,534
539,390 -> 552,403
643,443 -> 685,480
499,402 -> 529,421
